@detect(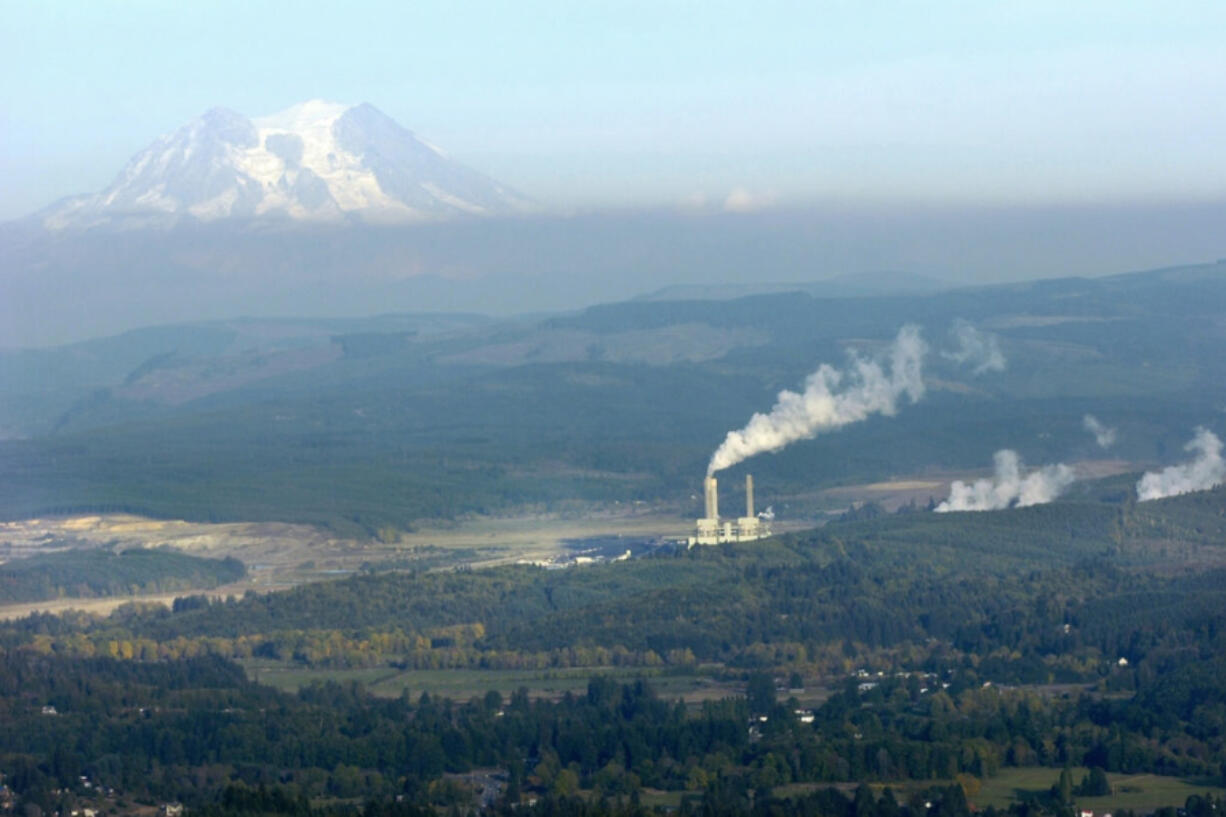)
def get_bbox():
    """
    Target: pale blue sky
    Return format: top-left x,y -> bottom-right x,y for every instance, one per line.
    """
2,1 -> 1225,219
